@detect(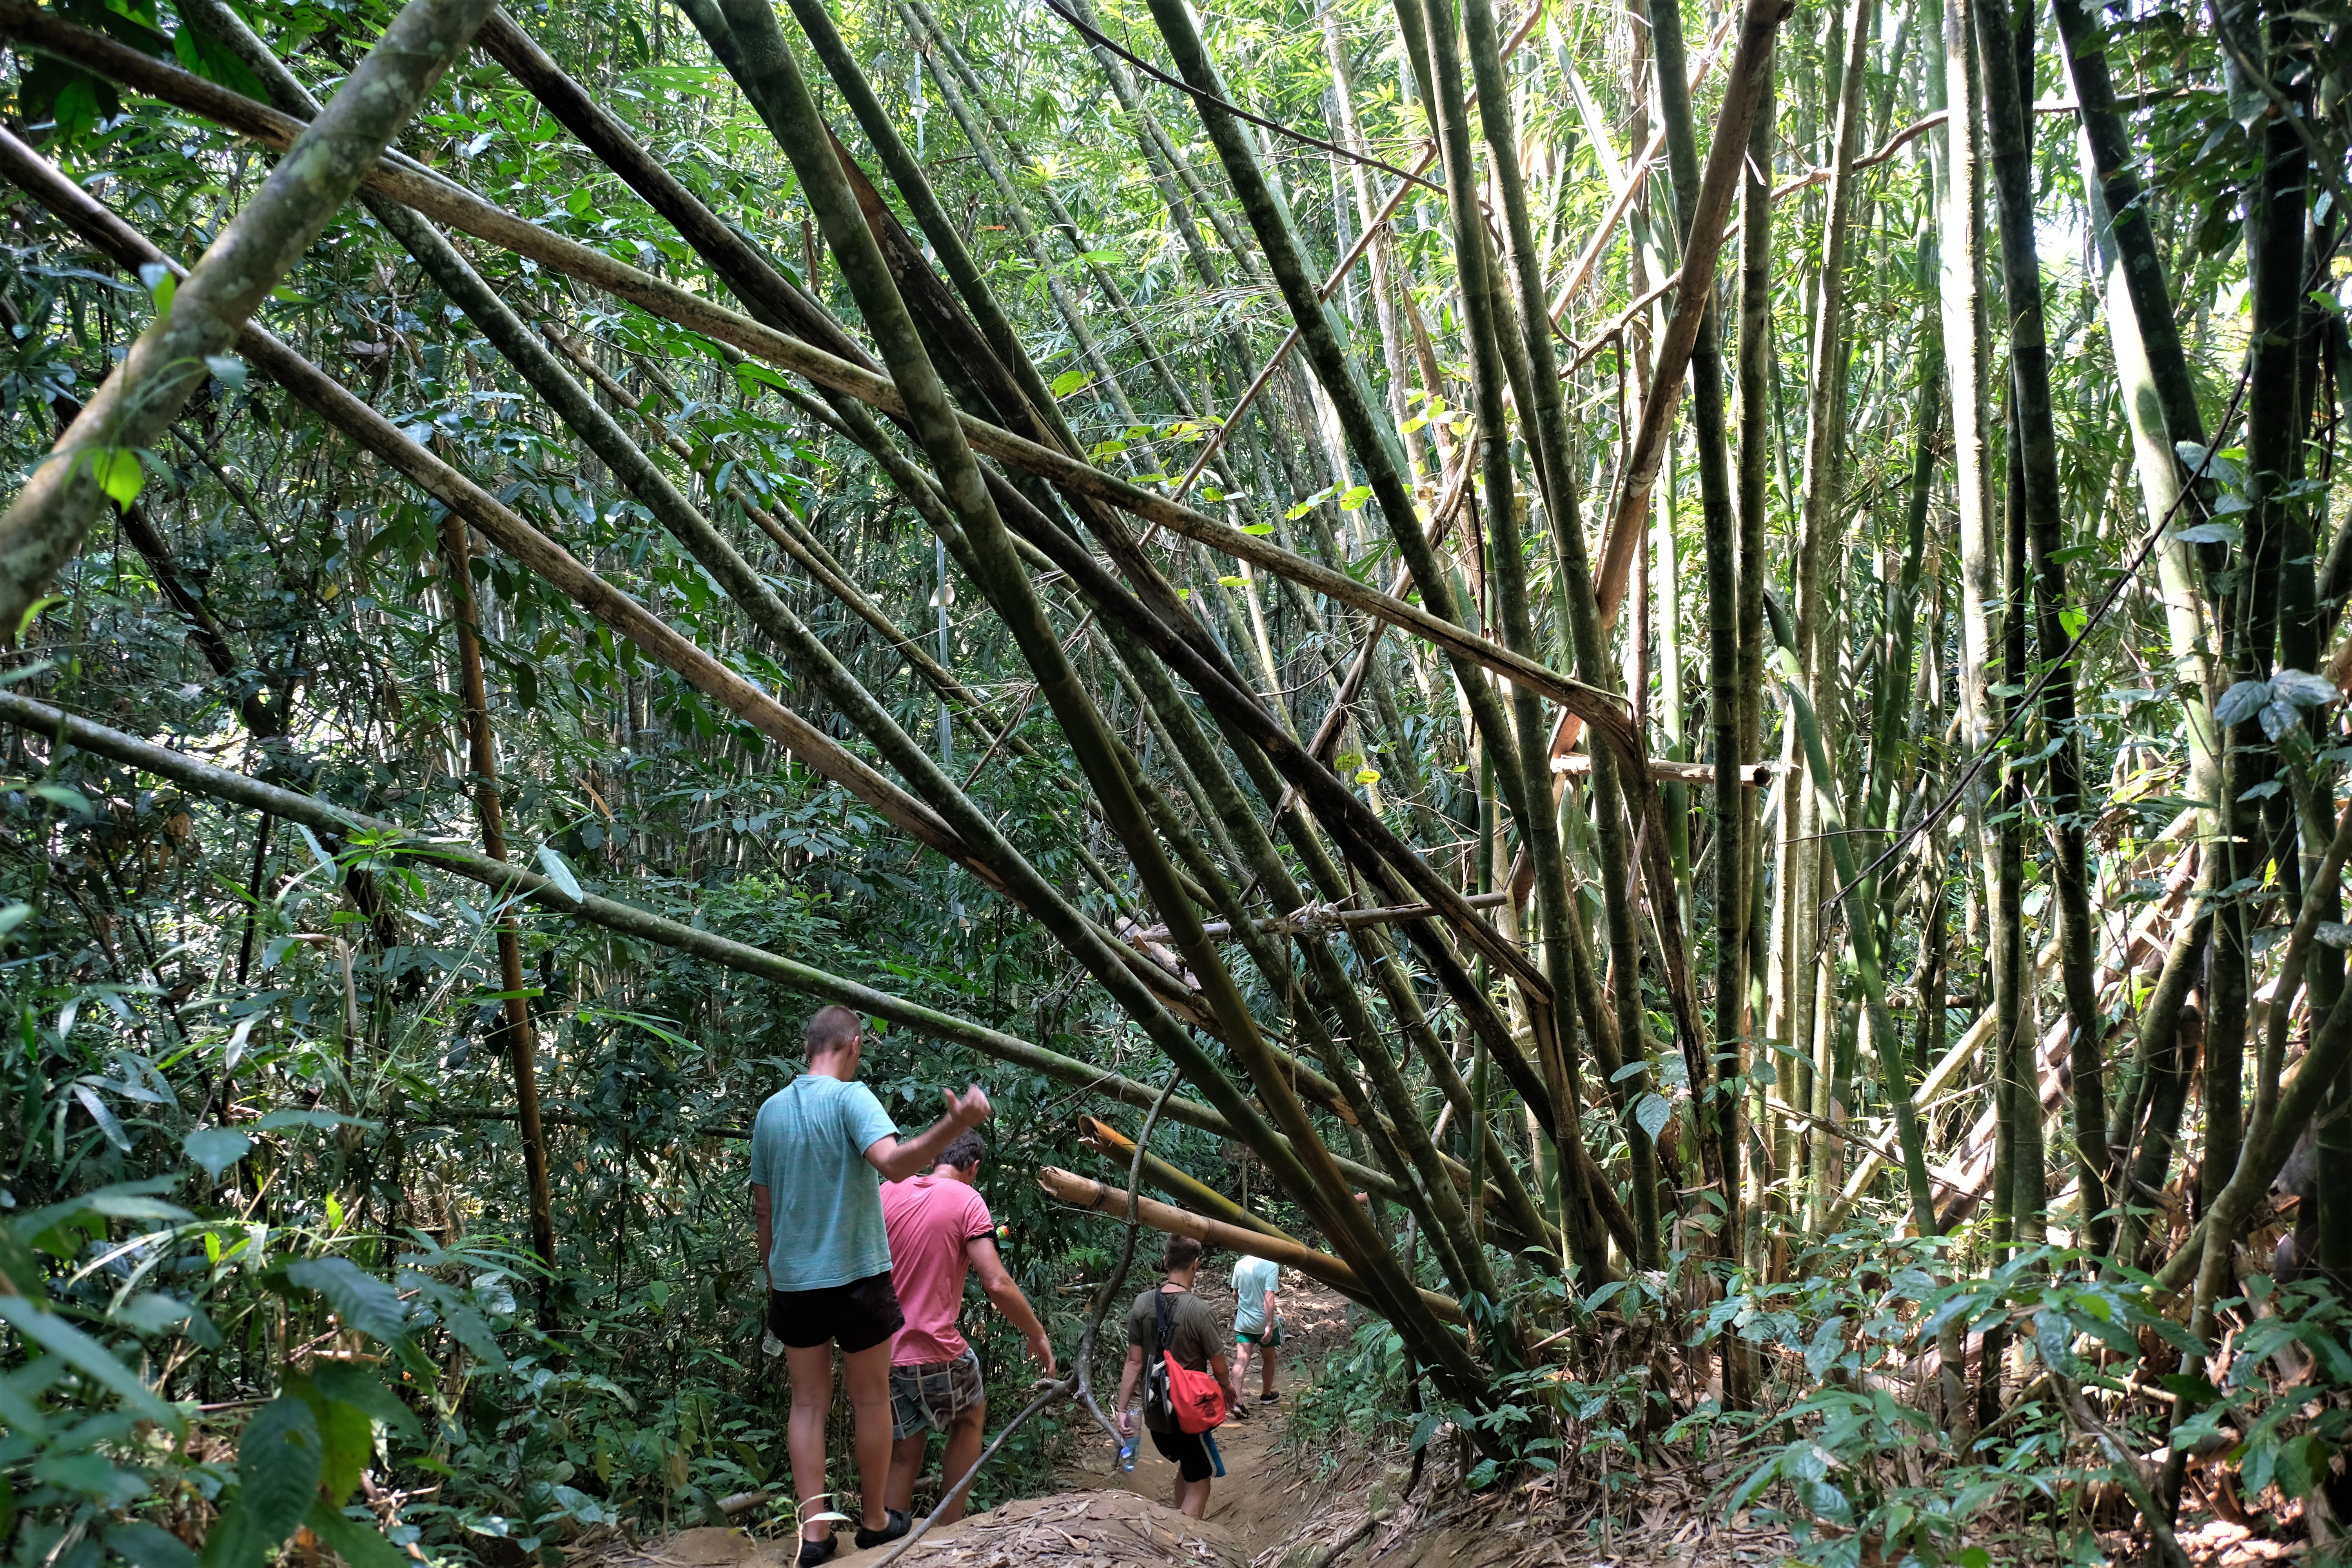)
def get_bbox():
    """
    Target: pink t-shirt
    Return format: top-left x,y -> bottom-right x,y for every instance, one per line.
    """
881,1174 -> 996,1366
